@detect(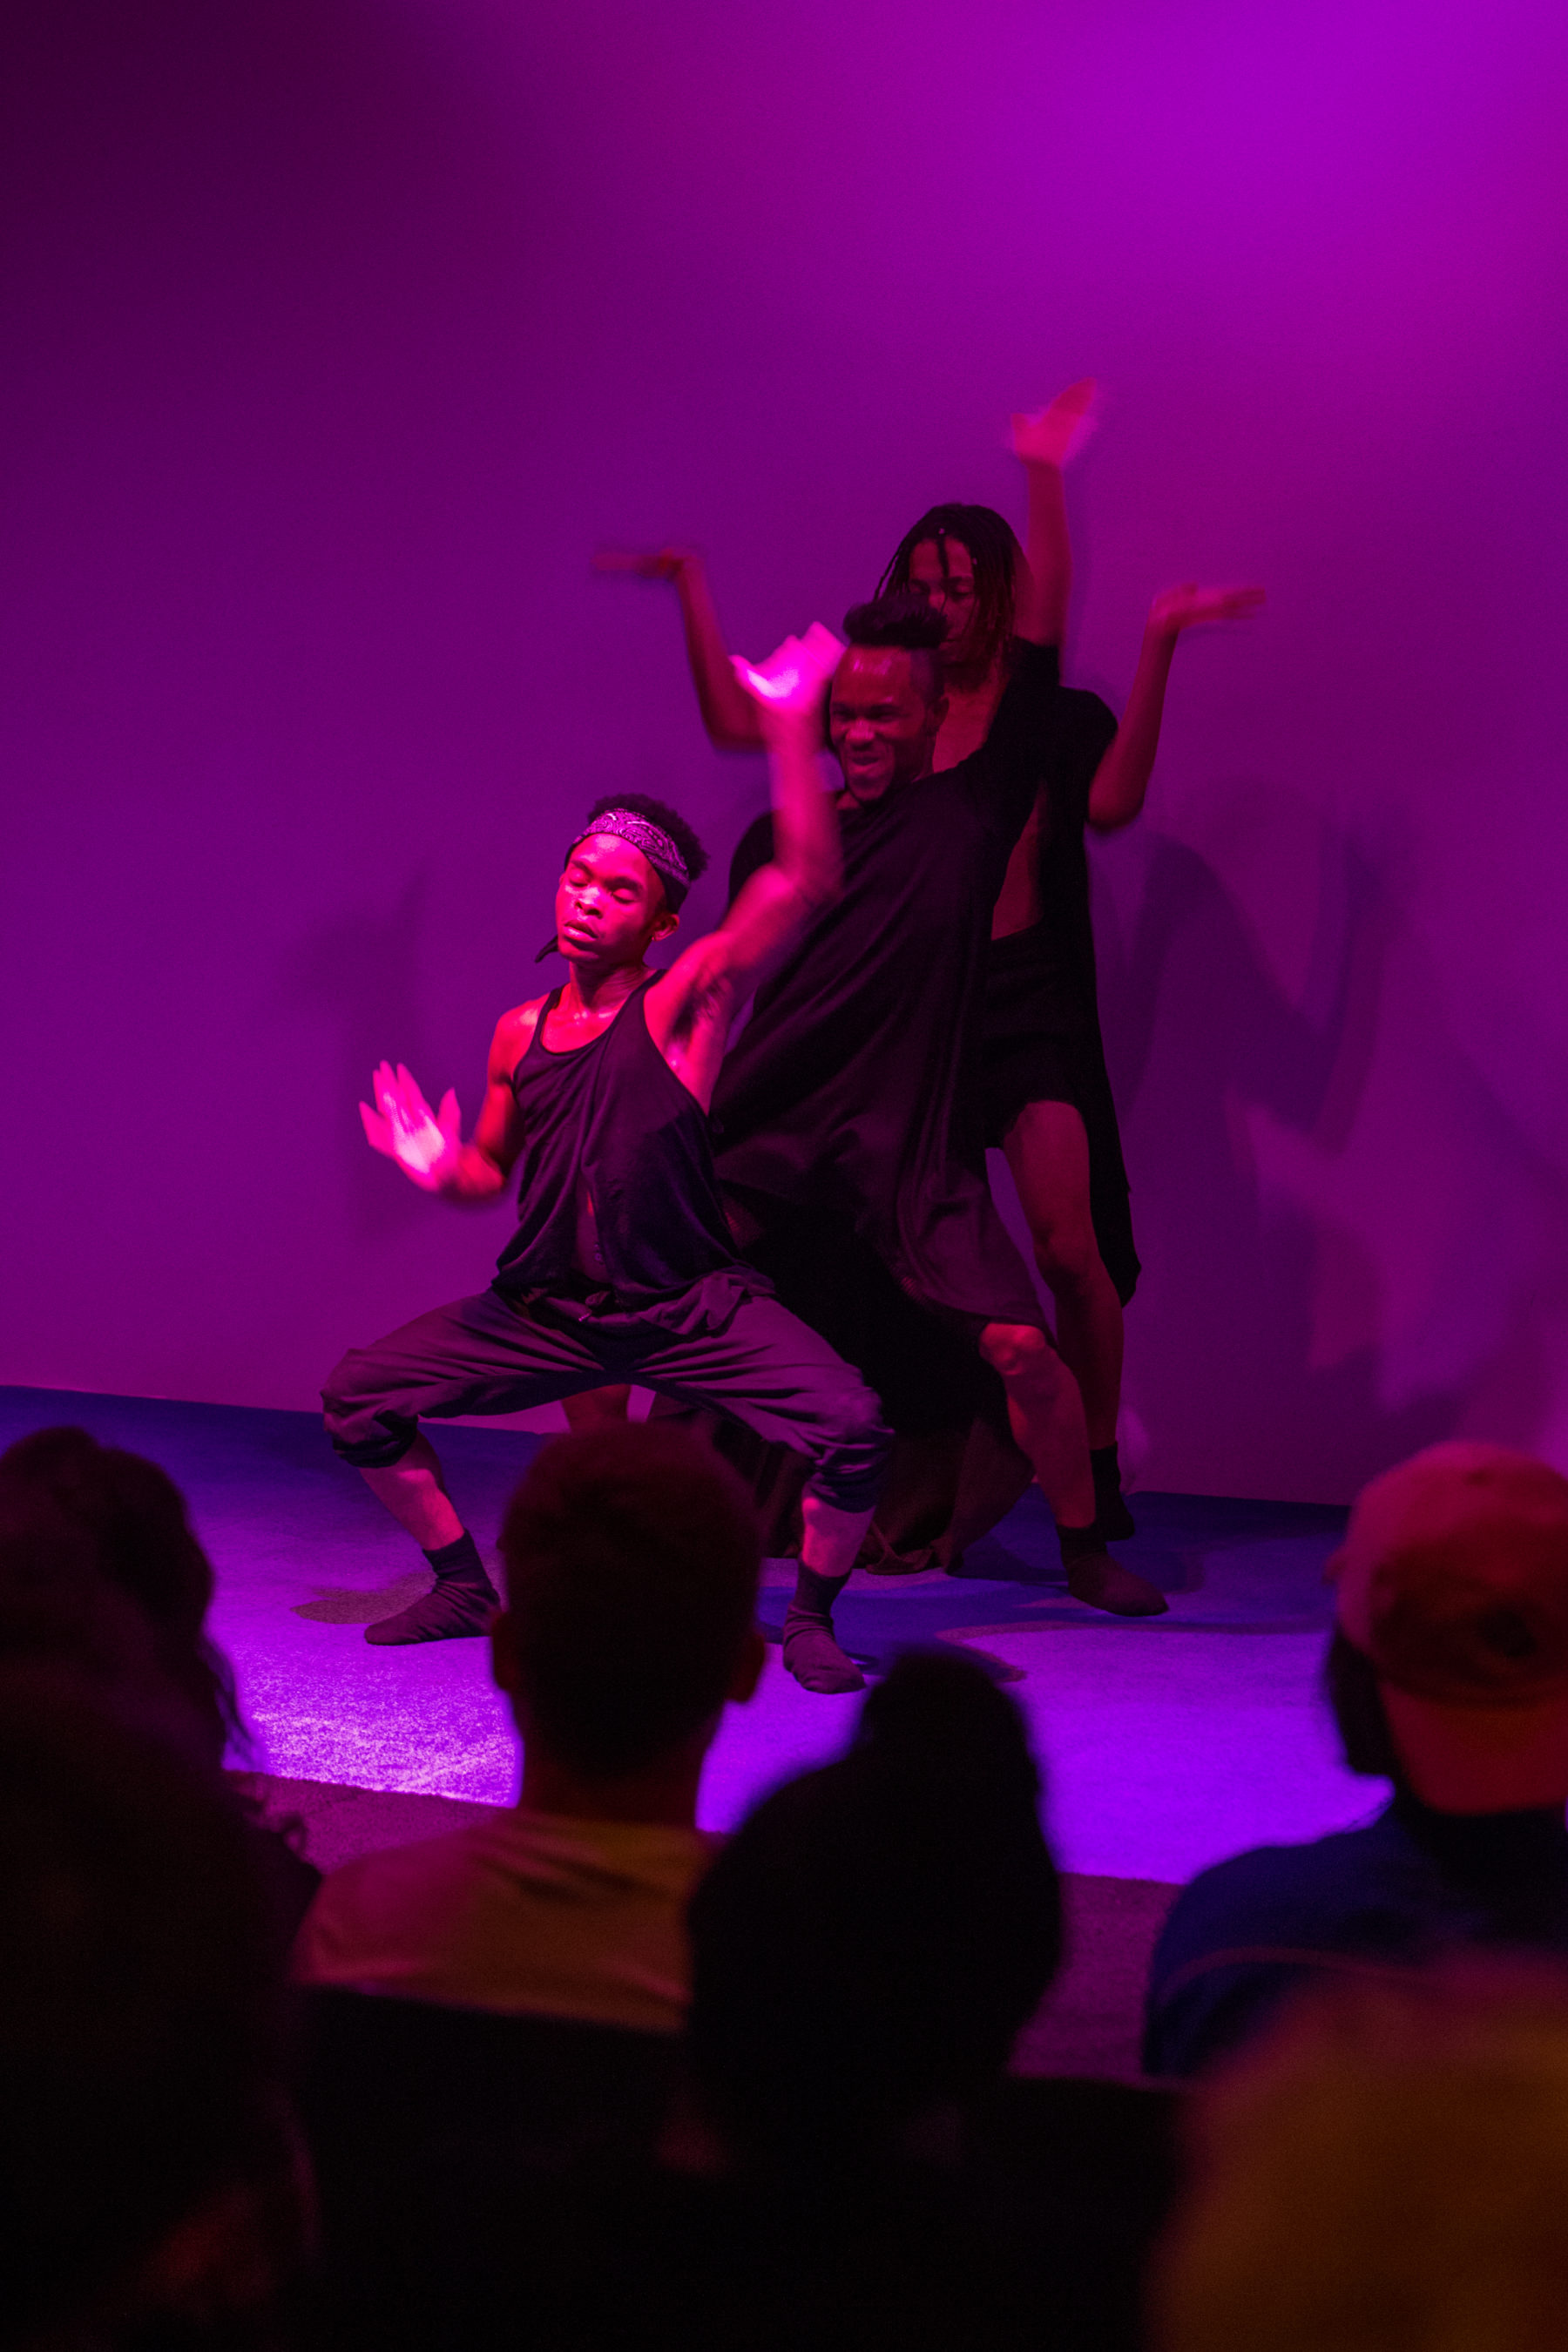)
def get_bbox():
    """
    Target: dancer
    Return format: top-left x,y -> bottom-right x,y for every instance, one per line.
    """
706,391 -> 1166,1637
601,490 -> 1260,1543
882,524 -> 1264,1534
322,630 -> 889,1679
